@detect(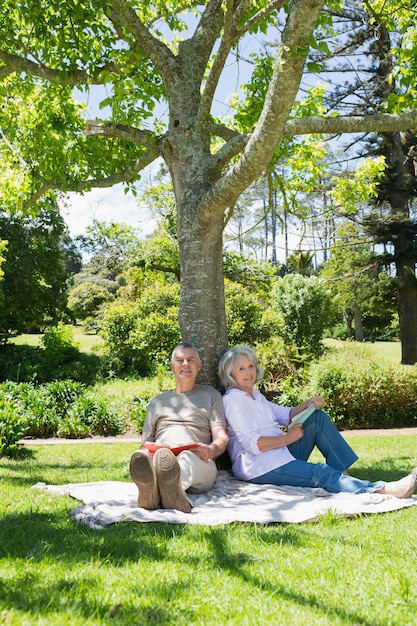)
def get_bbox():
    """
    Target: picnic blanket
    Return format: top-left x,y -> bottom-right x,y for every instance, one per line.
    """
33,471 -> 417,529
